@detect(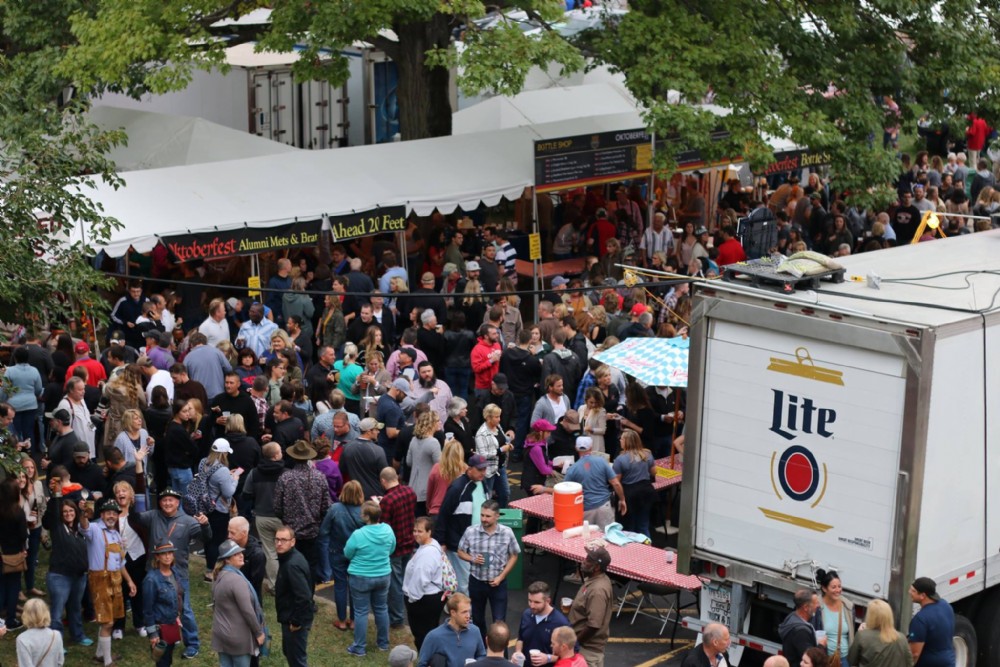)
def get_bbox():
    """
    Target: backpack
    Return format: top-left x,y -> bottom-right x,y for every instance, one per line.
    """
182,461 -> 224,516
441,550 -> 458,596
